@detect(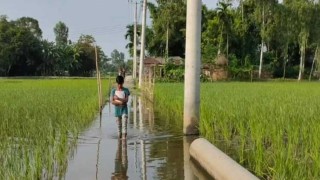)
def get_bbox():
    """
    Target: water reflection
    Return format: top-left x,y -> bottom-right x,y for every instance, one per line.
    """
95,139 -> 101,180
136,96 -> 155,133
65,95 -> 213,180
139,97 -> 144,131
184,136 -> 197,180
141,140 -> 147,180
133,96 -> 138,129
140,95 -> 213,180
112,139 -> 128,180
